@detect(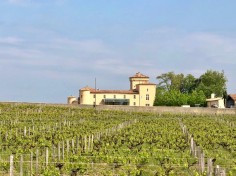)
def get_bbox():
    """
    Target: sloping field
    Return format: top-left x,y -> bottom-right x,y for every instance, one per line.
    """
0,103 -> 235,175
